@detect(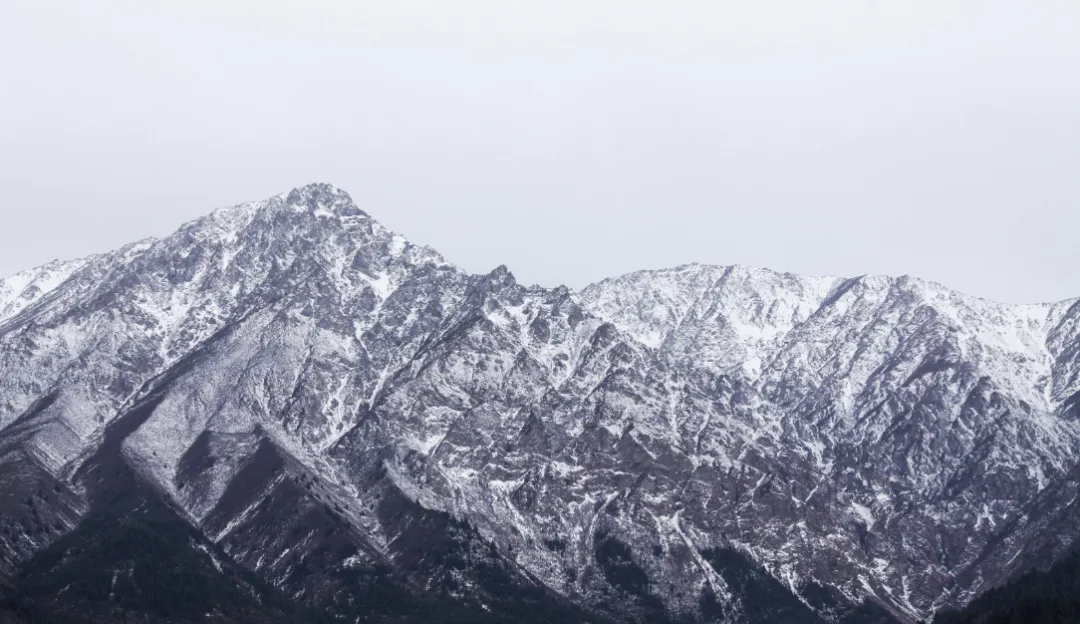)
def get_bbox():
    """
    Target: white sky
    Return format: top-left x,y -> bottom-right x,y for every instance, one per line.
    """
1,1 -> 1078,302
